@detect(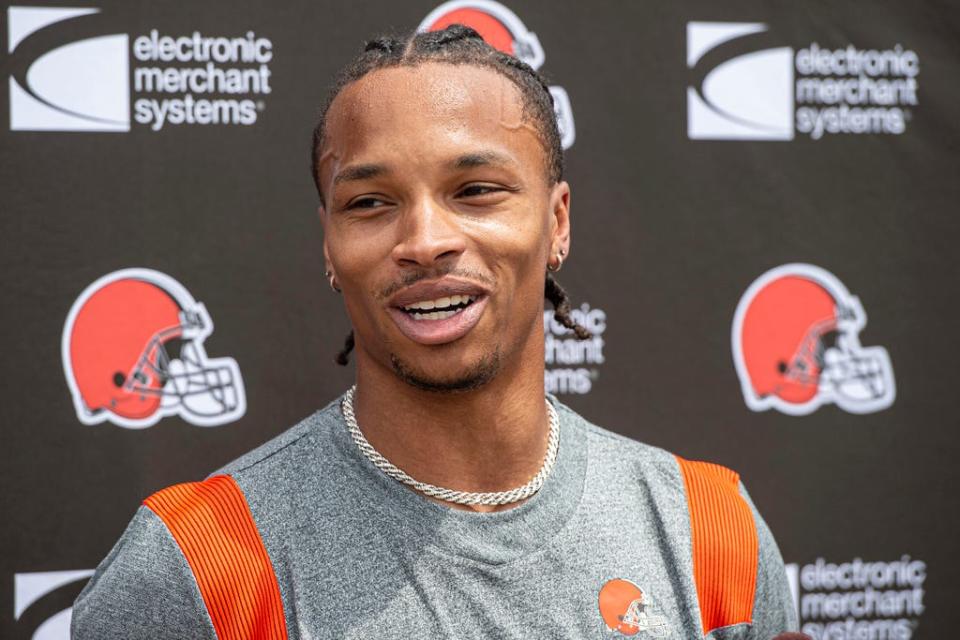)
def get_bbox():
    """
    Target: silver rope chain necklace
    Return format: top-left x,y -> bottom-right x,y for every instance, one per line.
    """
341,385 -> 560,506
